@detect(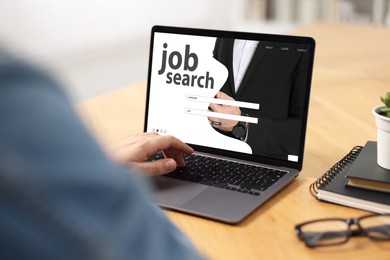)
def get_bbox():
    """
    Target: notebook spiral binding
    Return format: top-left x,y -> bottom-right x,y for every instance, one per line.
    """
309,146 -> 364,198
